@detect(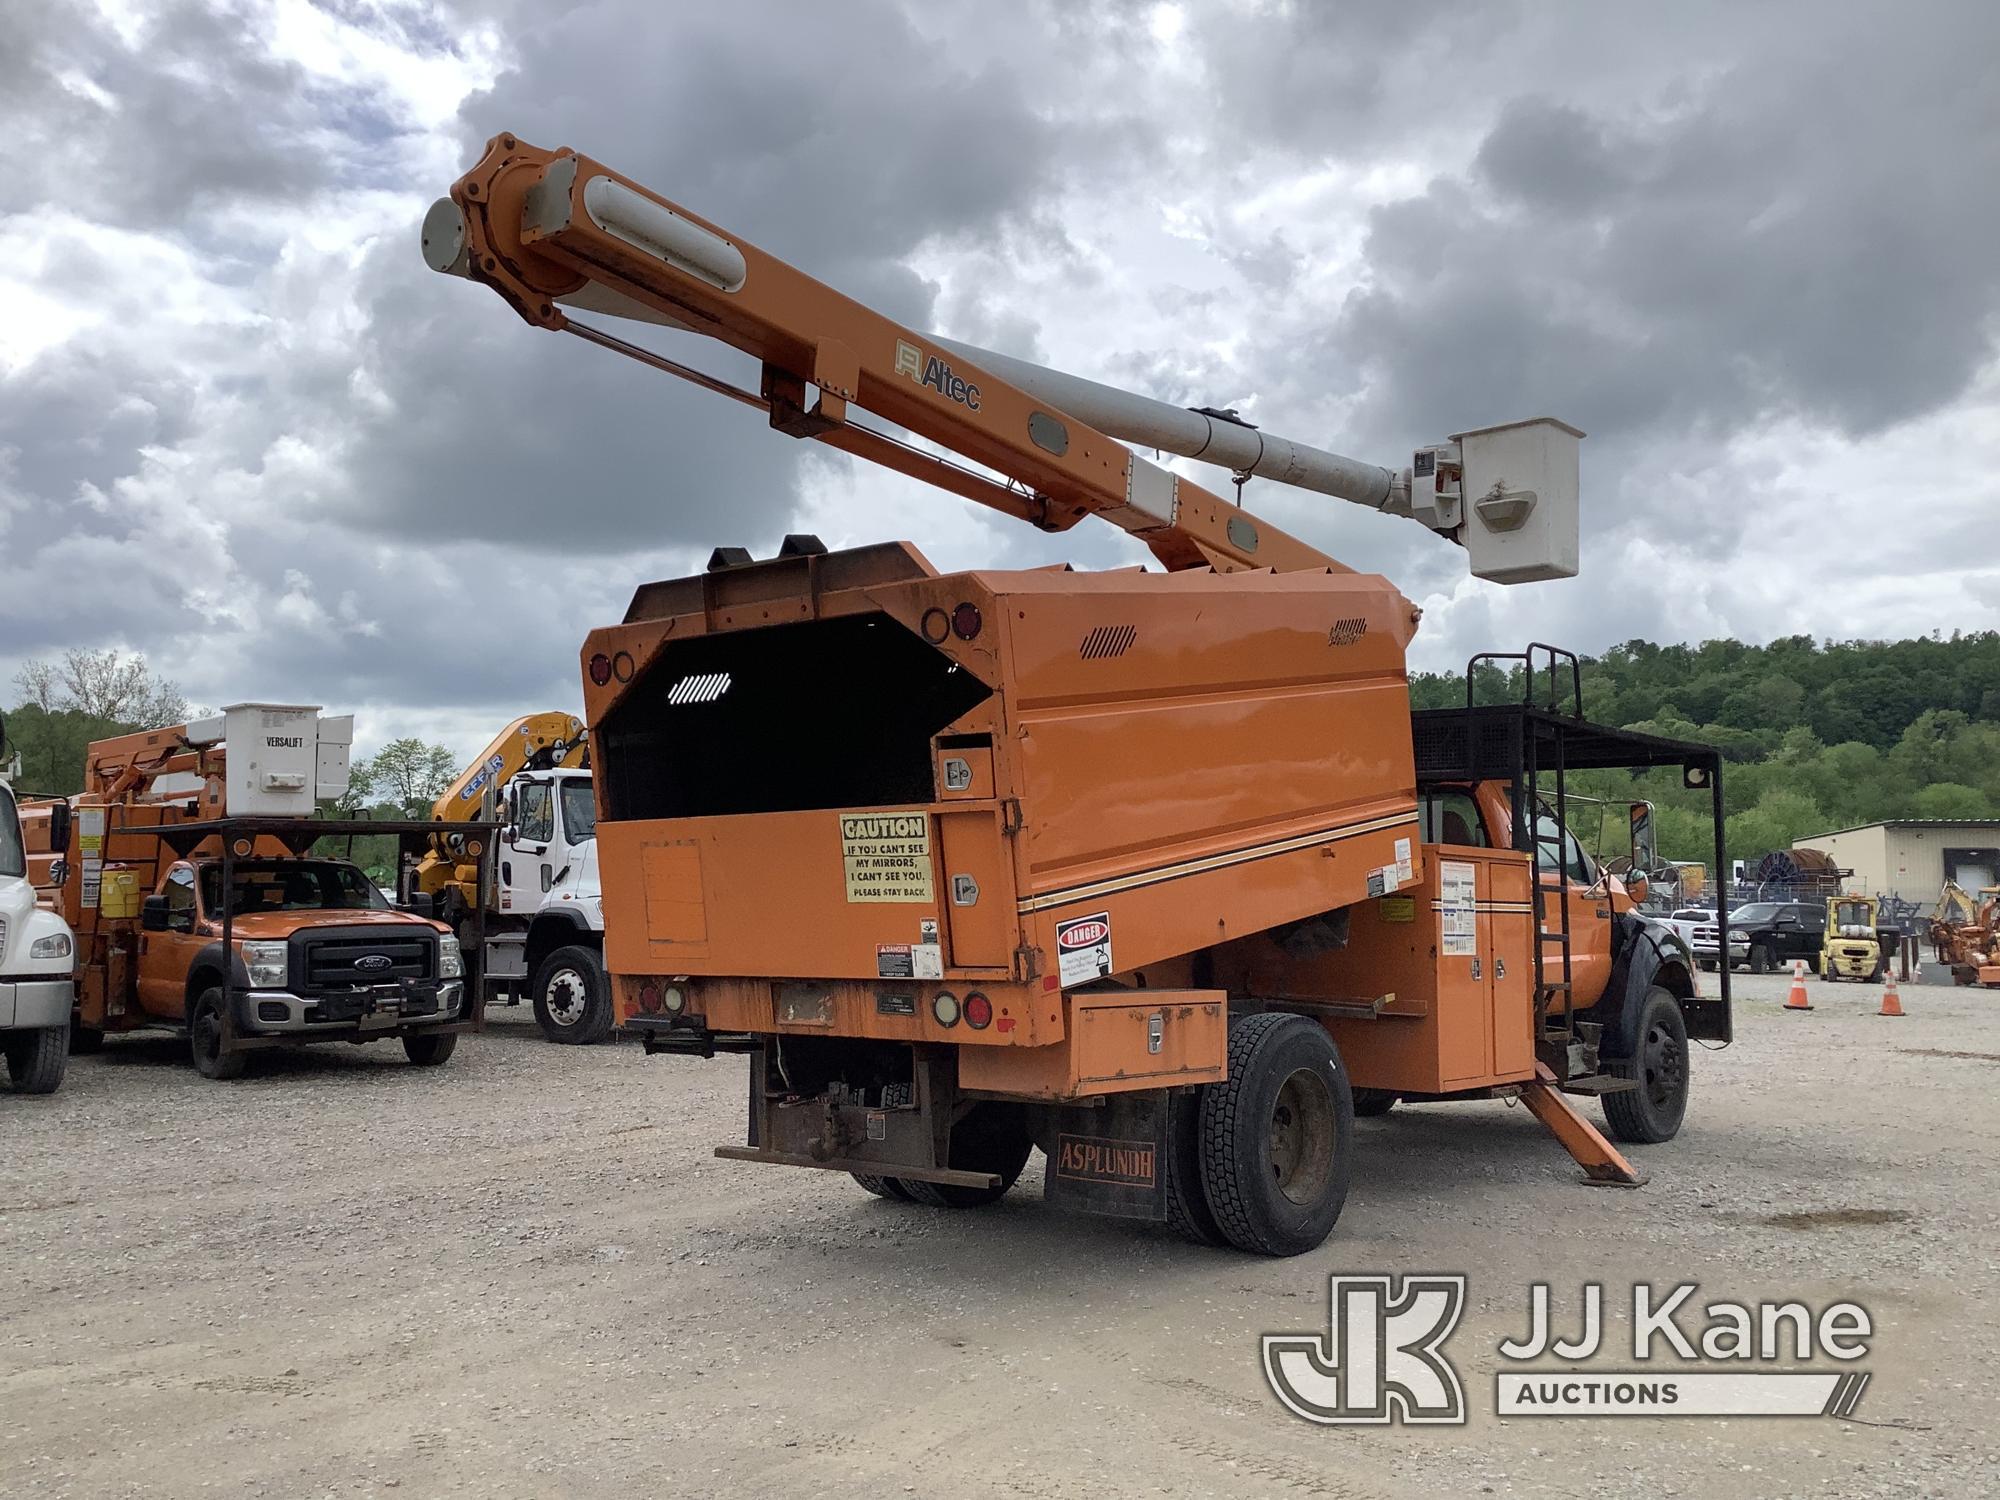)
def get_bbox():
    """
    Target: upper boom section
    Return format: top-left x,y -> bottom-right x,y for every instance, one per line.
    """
424,132 -> 1579,582
429,711 -> 587,823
